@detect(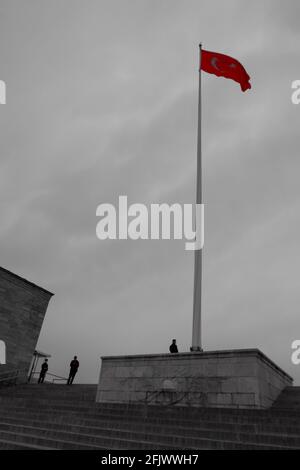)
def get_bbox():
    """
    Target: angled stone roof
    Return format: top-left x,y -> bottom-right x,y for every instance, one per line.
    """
0,266 -> 54,297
